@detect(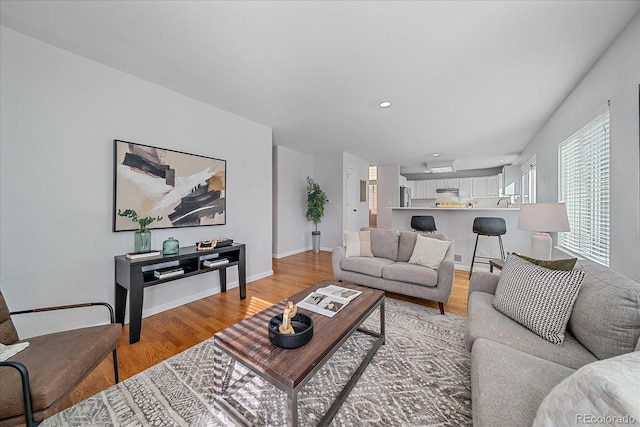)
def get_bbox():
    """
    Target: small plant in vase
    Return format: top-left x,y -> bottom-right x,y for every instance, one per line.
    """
117,209 -> 163,253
